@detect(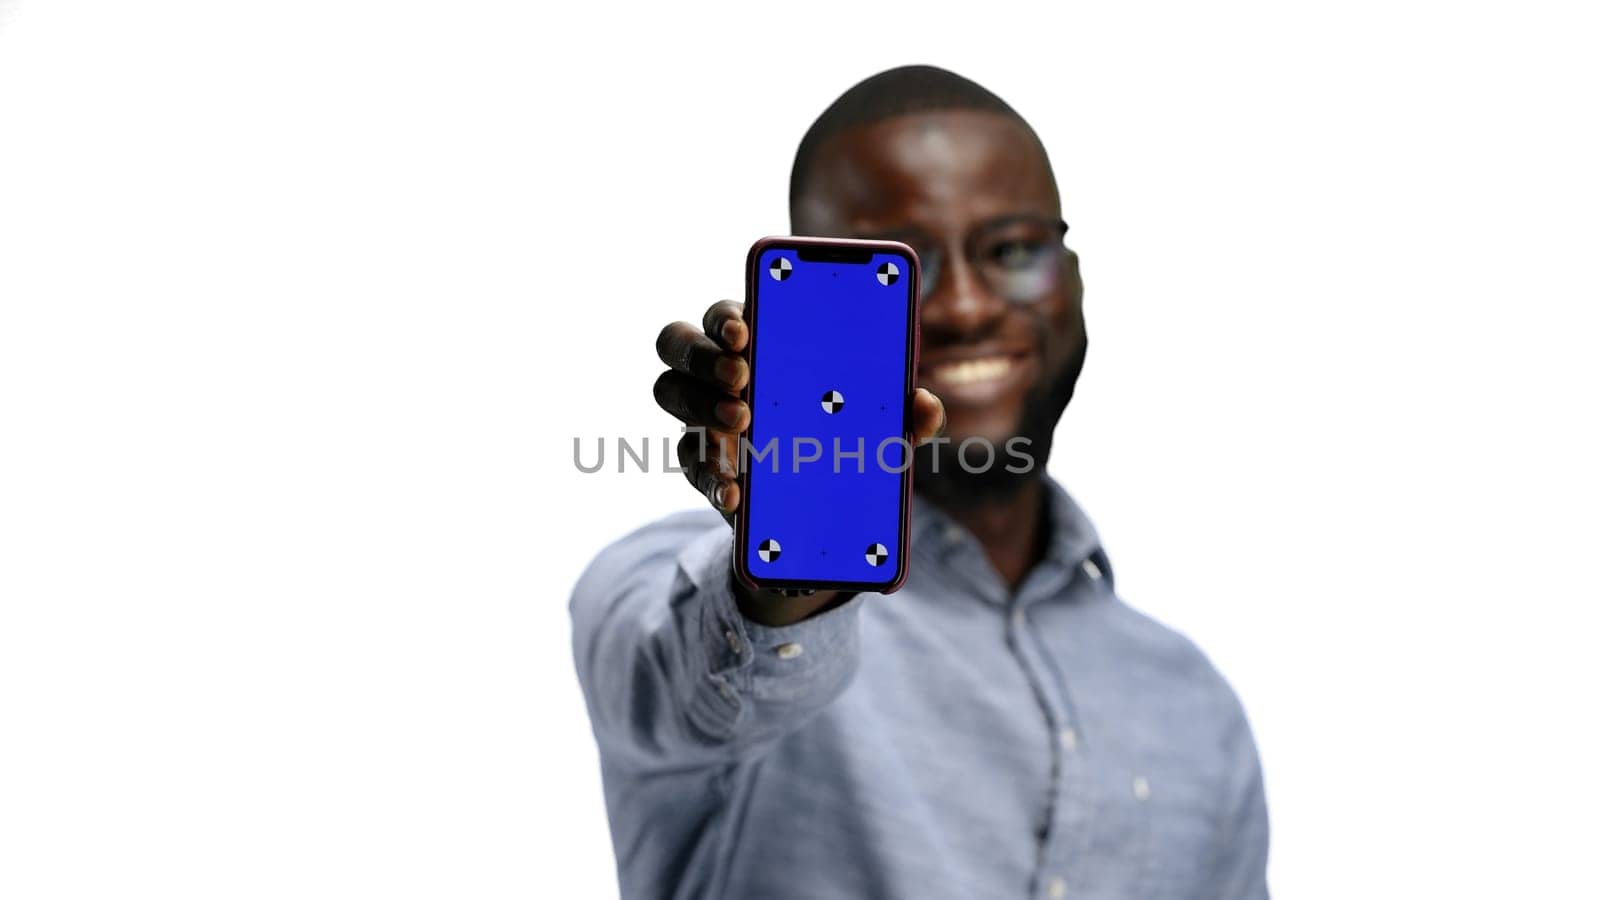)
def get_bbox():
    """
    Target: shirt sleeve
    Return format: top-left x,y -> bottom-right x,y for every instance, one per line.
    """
569,512 -> 864,773
1209,699 -> 1271,899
